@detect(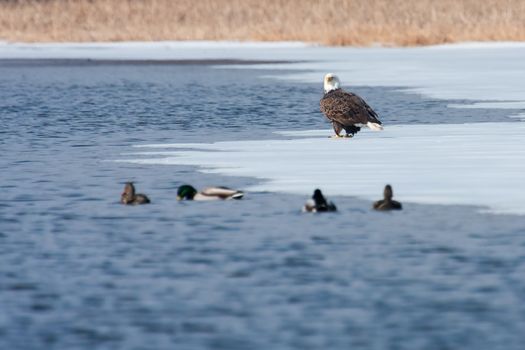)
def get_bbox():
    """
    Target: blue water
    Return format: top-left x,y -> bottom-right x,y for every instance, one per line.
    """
1,60 -> 525,350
